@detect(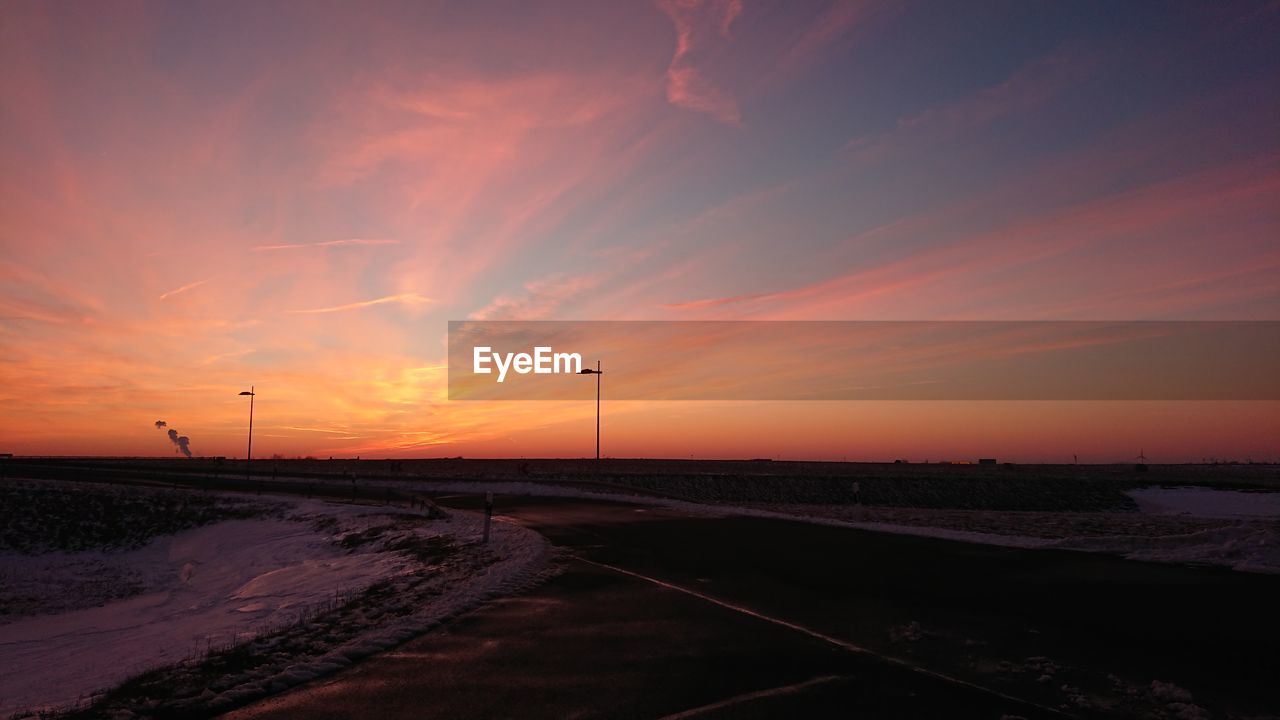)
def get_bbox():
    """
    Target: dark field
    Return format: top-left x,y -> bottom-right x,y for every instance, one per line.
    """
0,477 -> 280,553
2,458 -> 1278,719
5,457 -> 1276,513
229,495 -> 1280,720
